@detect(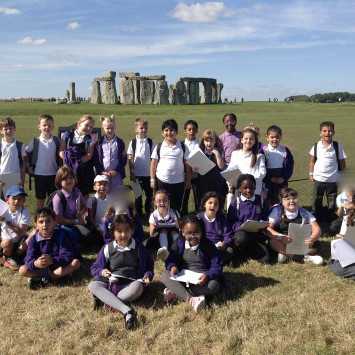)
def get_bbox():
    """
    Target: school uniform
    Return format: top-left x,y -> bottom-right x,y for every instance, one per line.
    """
1,207 -> 30,243
52,187 -> 84,220
86,193 -> 109,232
330,191 -> 350,235
219,130 -> 242,165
